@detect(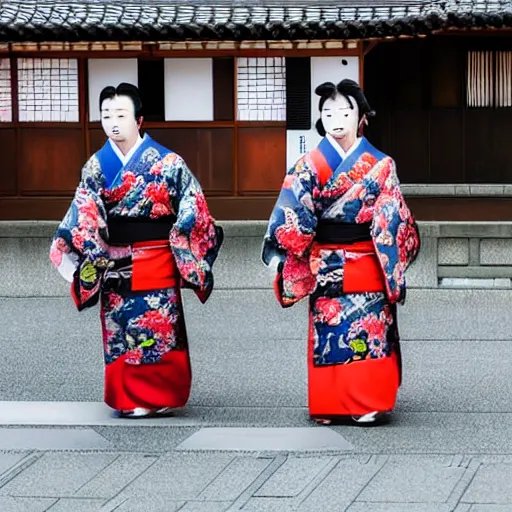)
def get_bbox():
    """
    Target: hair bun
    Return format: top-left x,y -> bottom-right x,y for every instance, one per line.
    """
314,82 -> 336,97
